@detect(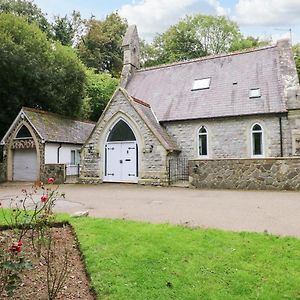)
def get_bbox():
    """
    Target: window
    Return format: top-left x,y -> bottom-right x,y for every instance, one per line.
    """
249,88 -> 261,98
71,150 -> 80,165
251,124 -> 264,156
71,150 -> 76,165
192,78 -> 211,91
15,126 -> 32,139
198,126 -> 208,157
107,120 -> 136,142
